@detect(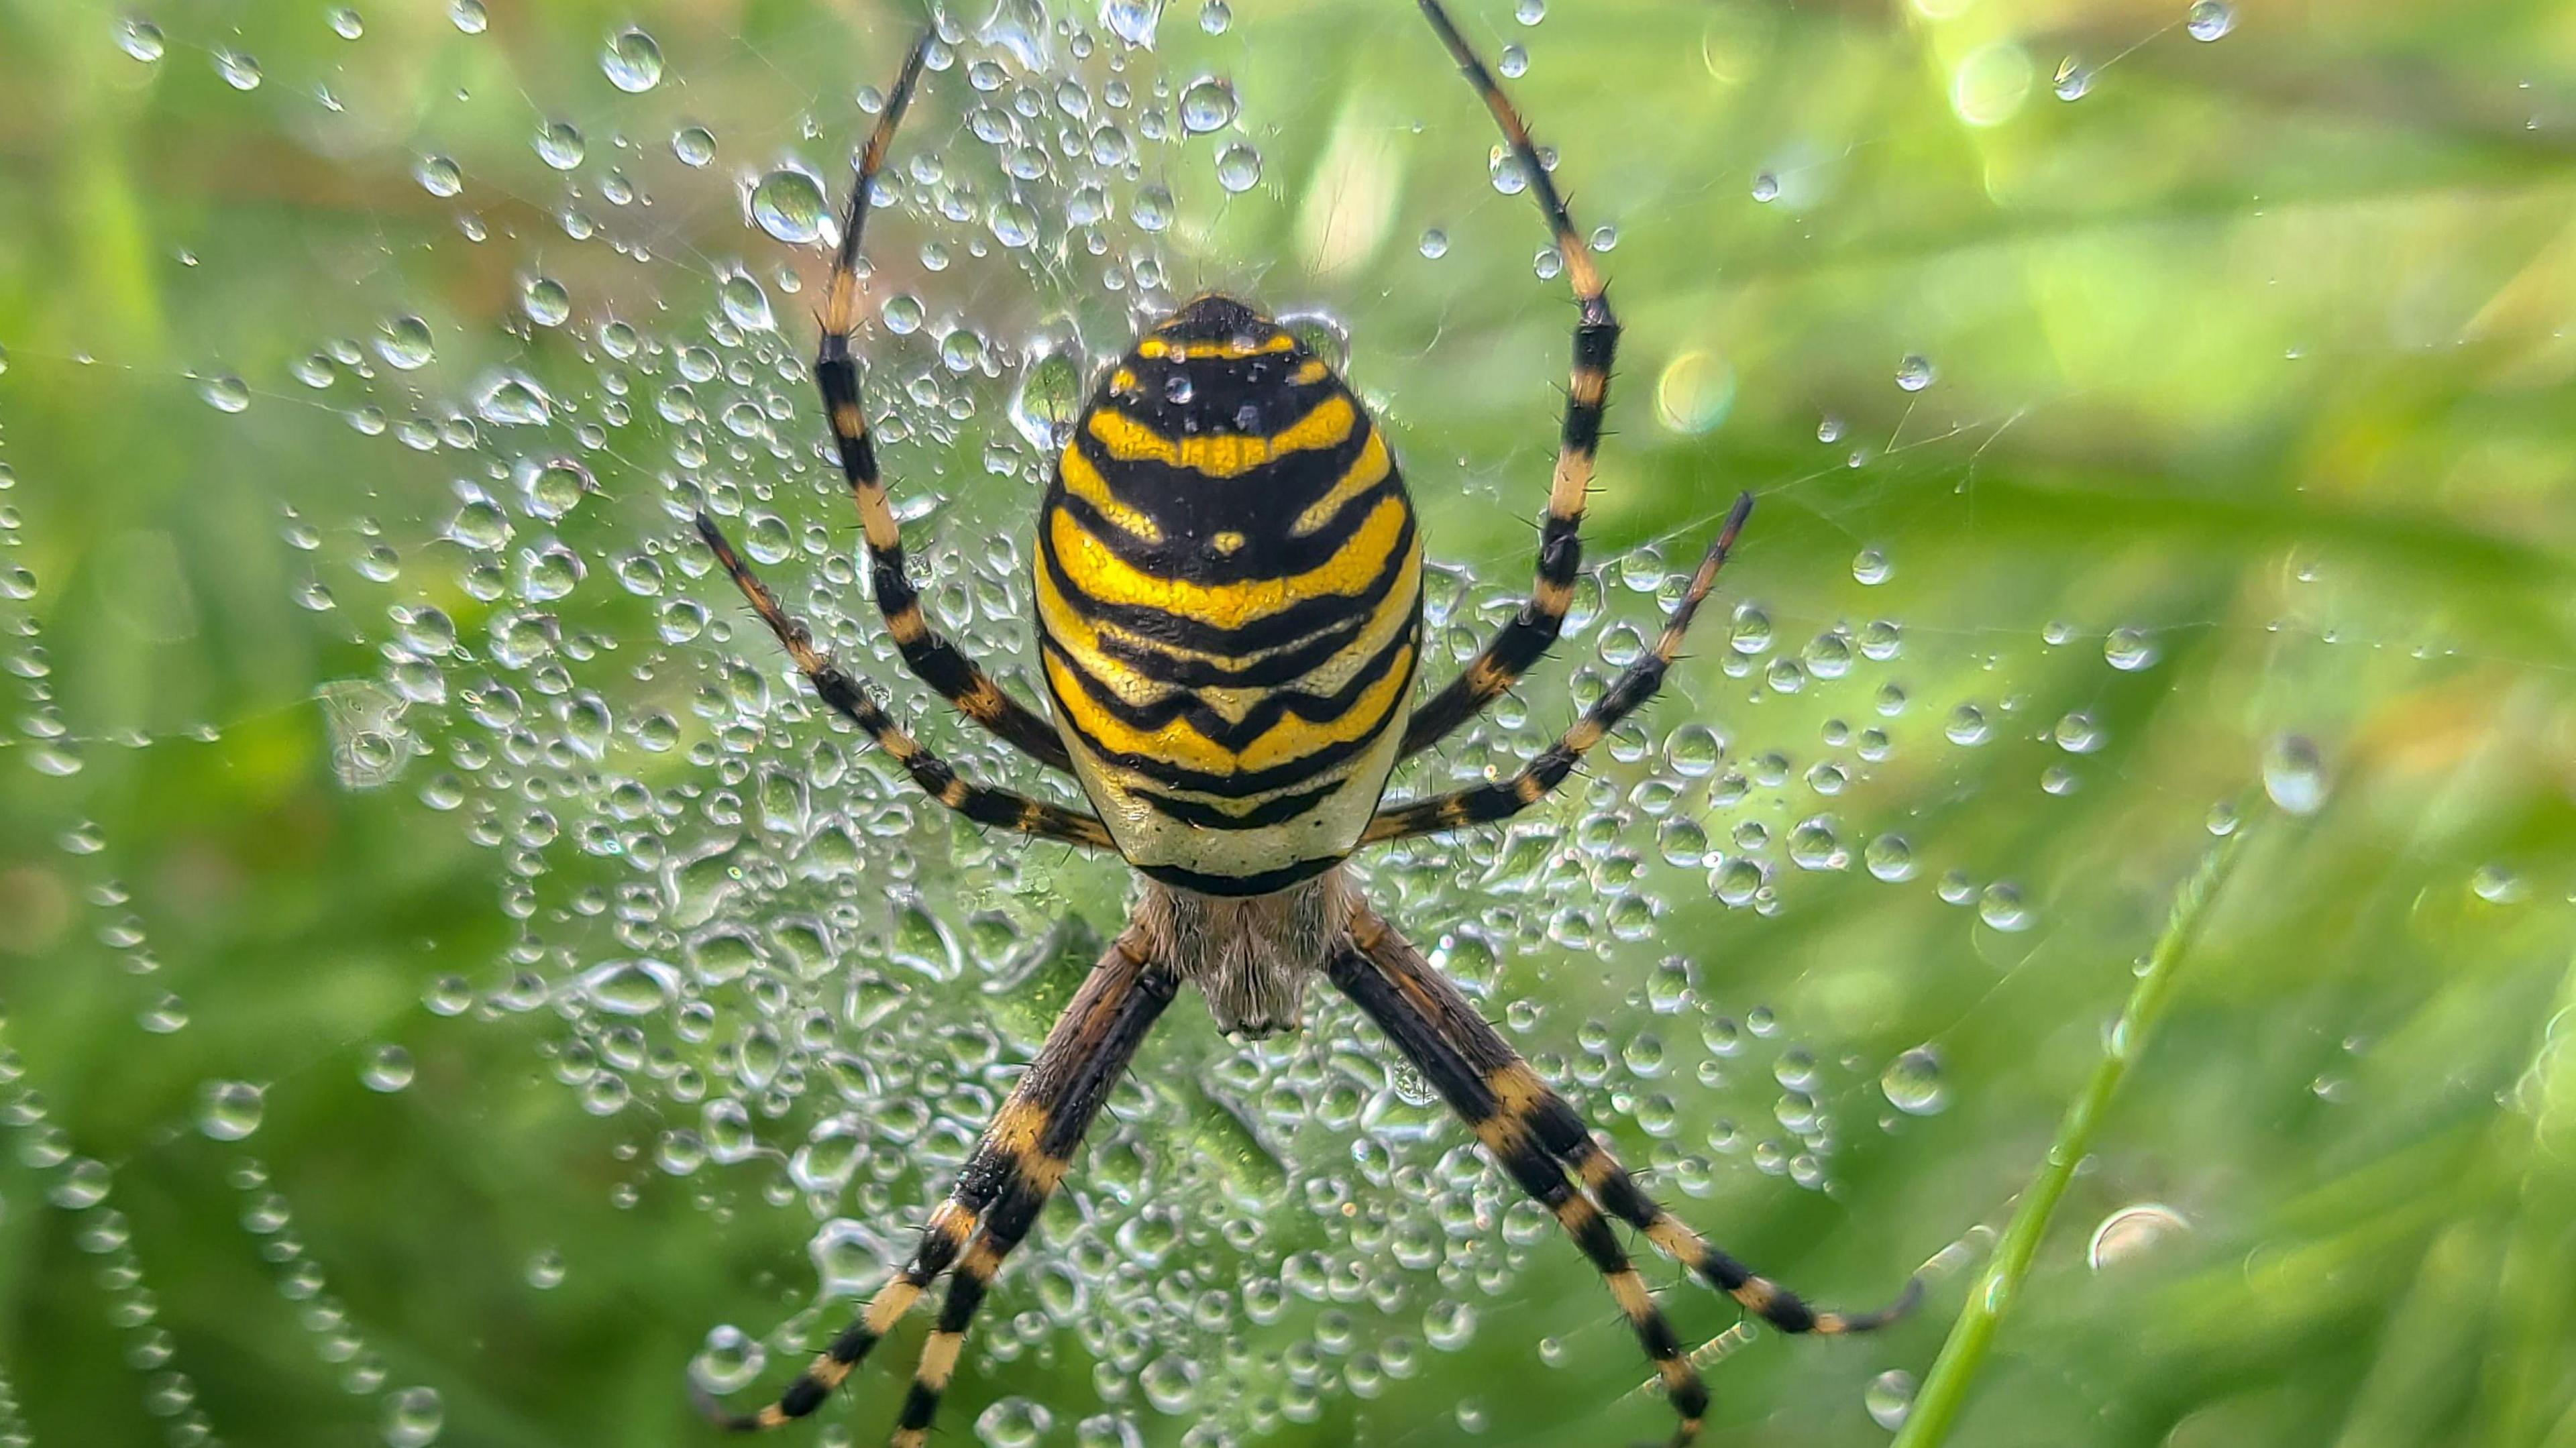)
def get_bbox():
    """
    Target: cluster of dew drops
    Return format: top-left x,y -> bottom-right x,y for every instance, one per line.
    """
0,3 -> 2269,1446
